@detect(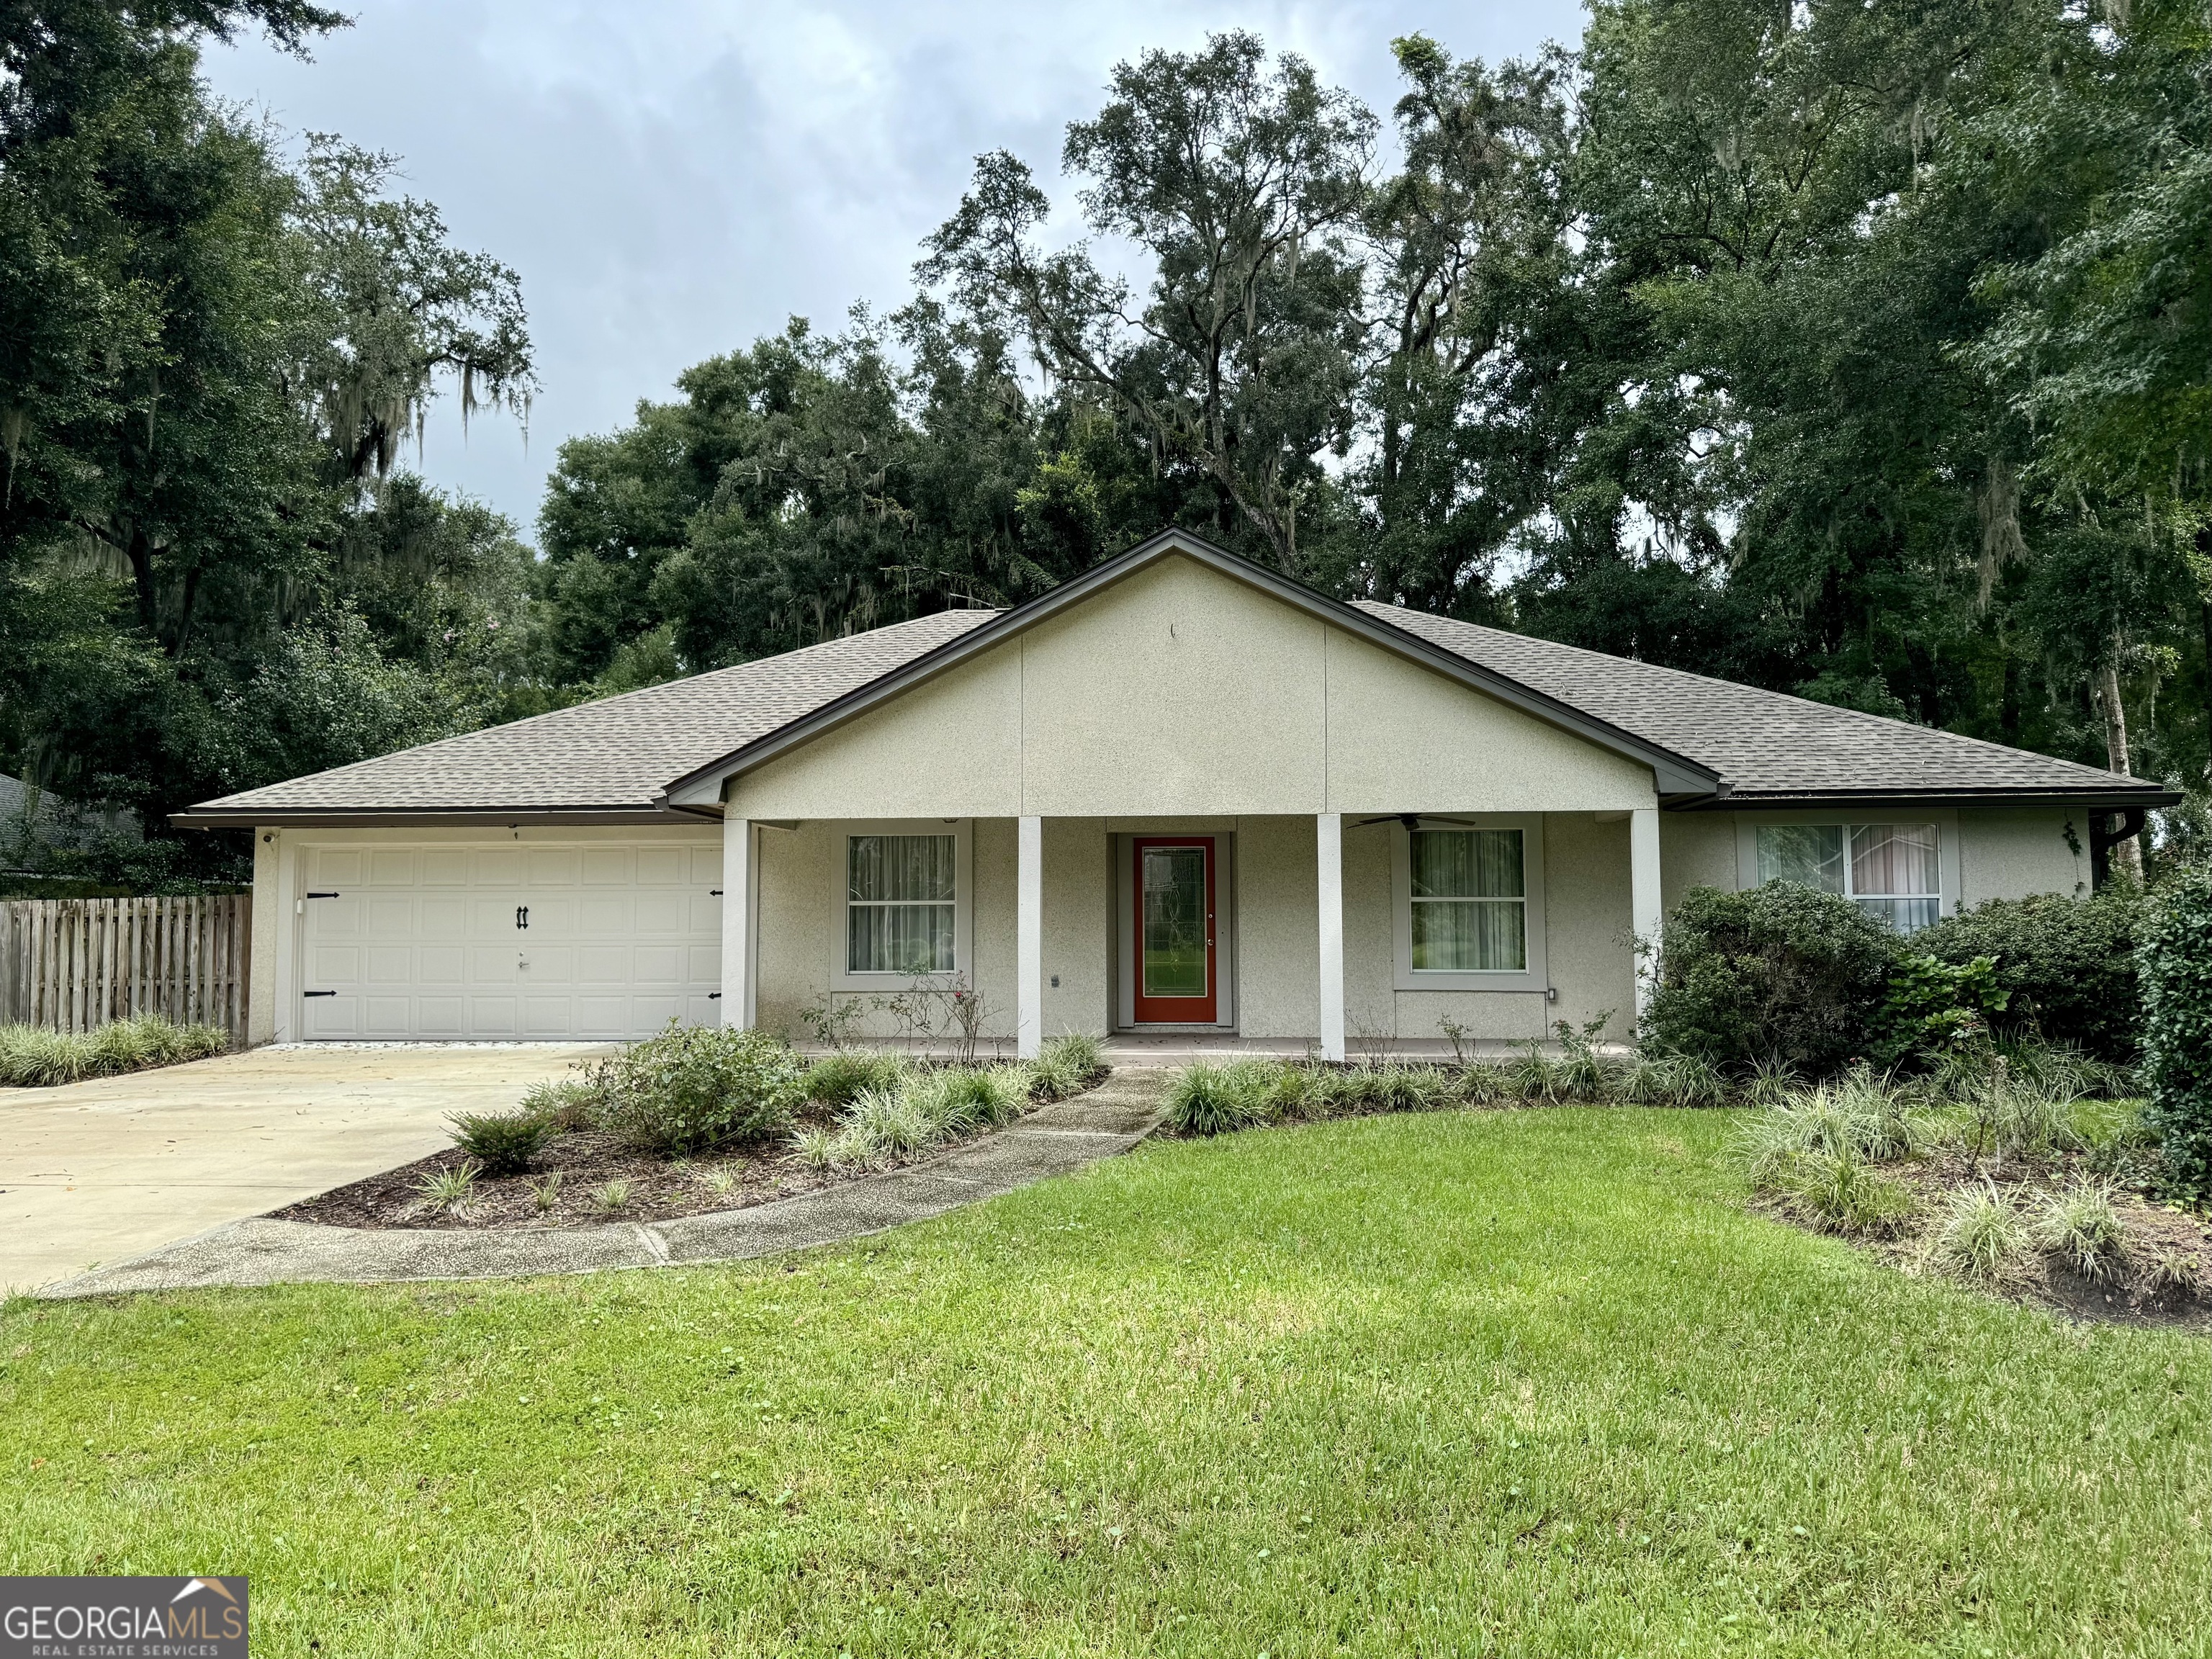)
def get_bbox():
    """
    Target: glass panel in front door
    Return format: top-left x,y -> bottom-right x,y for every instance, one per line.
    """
1141,847 -> 1208,998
